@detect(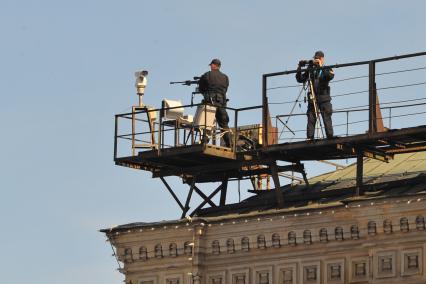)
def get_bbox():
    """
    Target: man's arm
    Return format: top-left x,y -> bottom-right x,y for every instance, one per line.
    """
198,72 -> 209,93
322,68 -> 334,81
